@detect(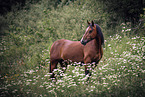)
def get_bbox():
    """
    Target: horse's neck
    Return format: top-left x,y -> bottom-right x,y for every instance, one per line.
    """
94,36 -> 102,55
87,38 -> 101,51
